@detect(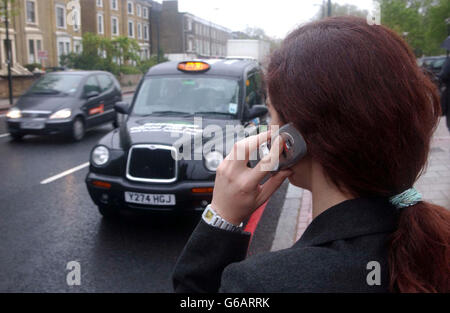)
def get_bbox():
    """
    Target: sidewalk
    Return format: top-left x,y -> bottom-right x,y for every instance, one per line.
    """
271,117 -> 450,249
0,98 -> 17,112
